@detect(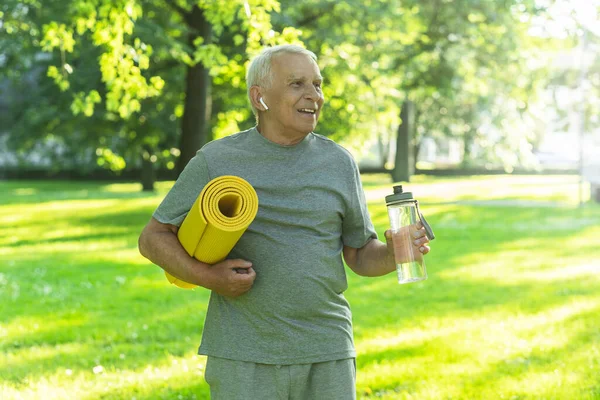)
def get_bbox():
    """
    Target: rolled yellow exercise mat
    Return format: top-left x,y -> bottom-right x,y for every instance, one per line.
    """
166,175 -> 259,289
